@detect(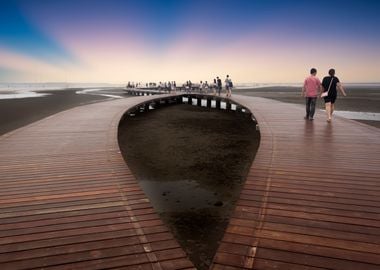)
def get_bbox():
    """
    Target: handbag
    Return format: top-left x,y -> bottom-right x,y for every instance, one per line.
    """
321,77 -> 333,97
